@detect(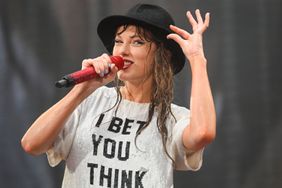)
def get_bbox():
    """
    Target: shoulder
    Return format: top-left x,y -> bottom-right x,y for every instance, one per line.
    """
92,86 -> 116,97
81,86 -> 117,110
171,103 -> 190,121
87,86 -> 116,101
